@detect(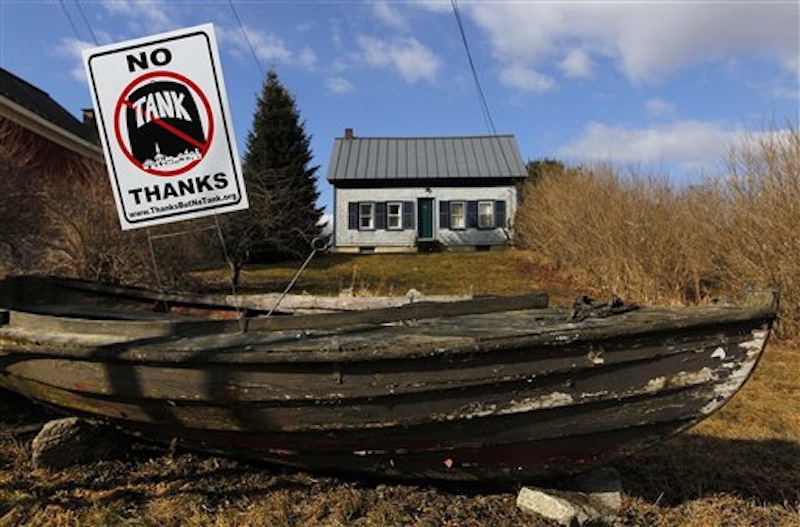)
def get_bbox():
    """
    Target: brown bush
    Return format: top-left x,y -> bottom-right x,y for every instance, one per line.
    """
28,167 -> 223,289
705,123 -> 800,336
0,118 -> 220,289
516,121 -> 800,338
516,164 -> 714,305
